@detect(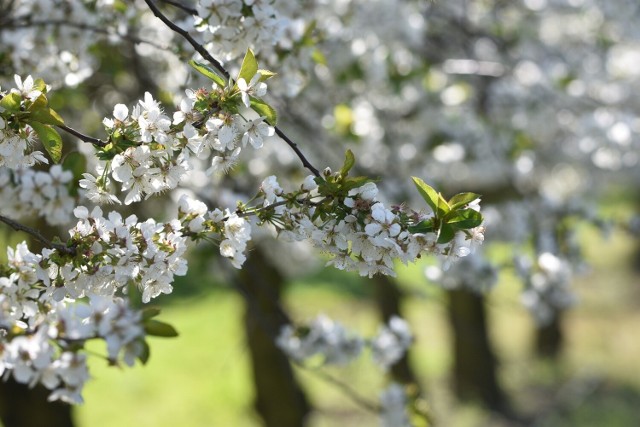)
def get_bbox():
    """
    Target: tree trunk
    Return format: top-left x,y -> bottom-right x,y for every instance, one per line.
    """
0,380 -> 74,427
447,288 -> 508,412
234,248 -> 311,427
372,274 -> 421,388
535,313 -> 563,359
